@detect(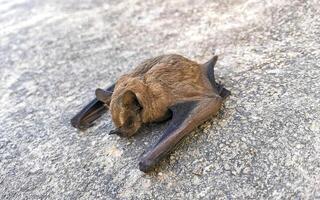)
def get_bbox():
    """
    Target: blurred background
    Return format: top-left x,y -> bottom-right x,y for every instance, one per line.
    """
0,0 -> 319,199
